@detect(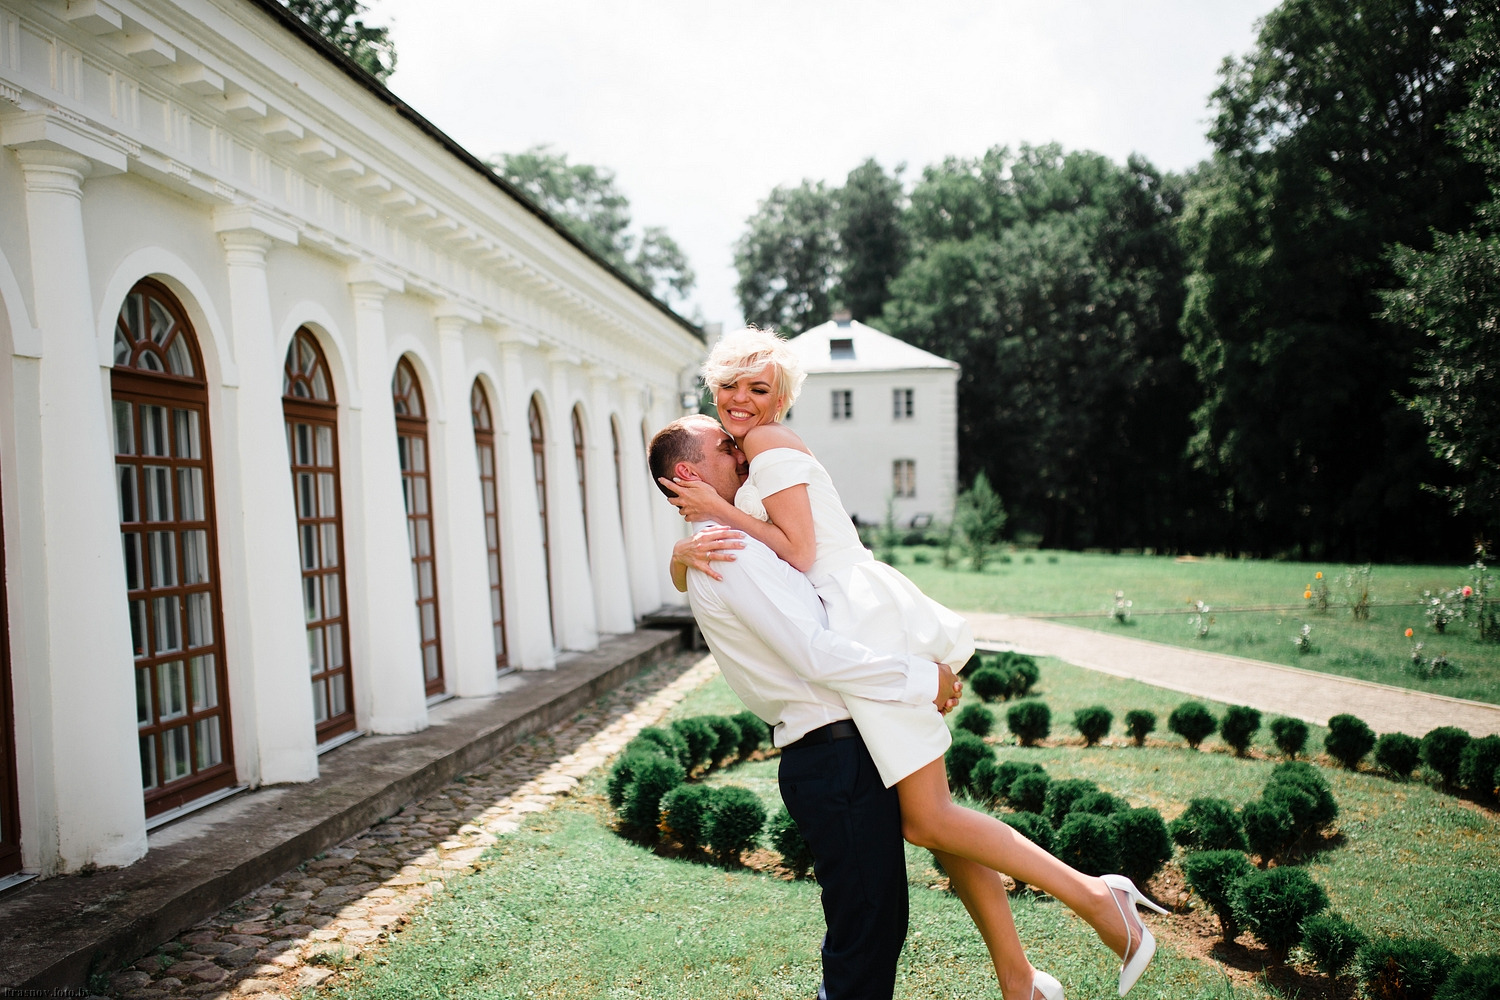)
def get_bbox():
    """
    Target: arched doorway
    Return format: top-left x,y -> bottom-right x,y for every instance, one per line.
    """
283,329 -> 356,743
112,279 -> 235,817
471,381 -> 508,672
393,359 -> 444,697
